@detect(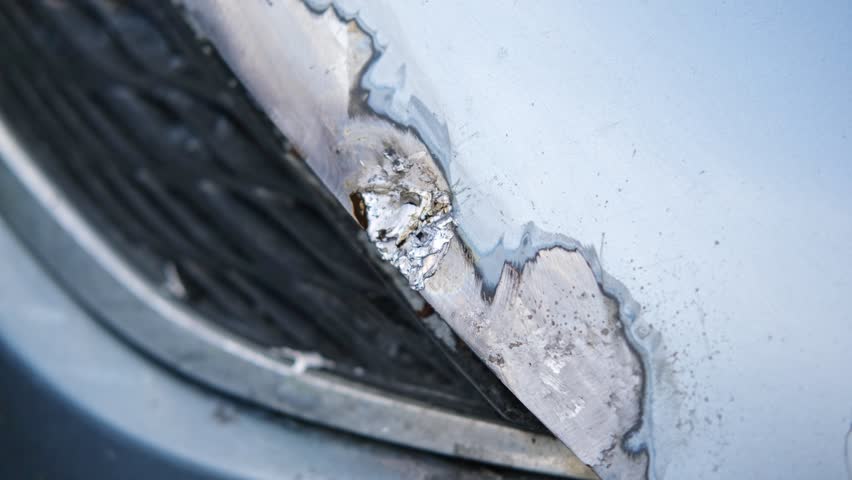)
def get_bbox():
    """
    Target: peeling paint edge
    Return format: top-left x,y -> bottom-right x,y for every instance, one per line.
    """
298,0 -> 659,476
463,223 -> 658,474
302,1 -> 660,476
302,0 -> 455,186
